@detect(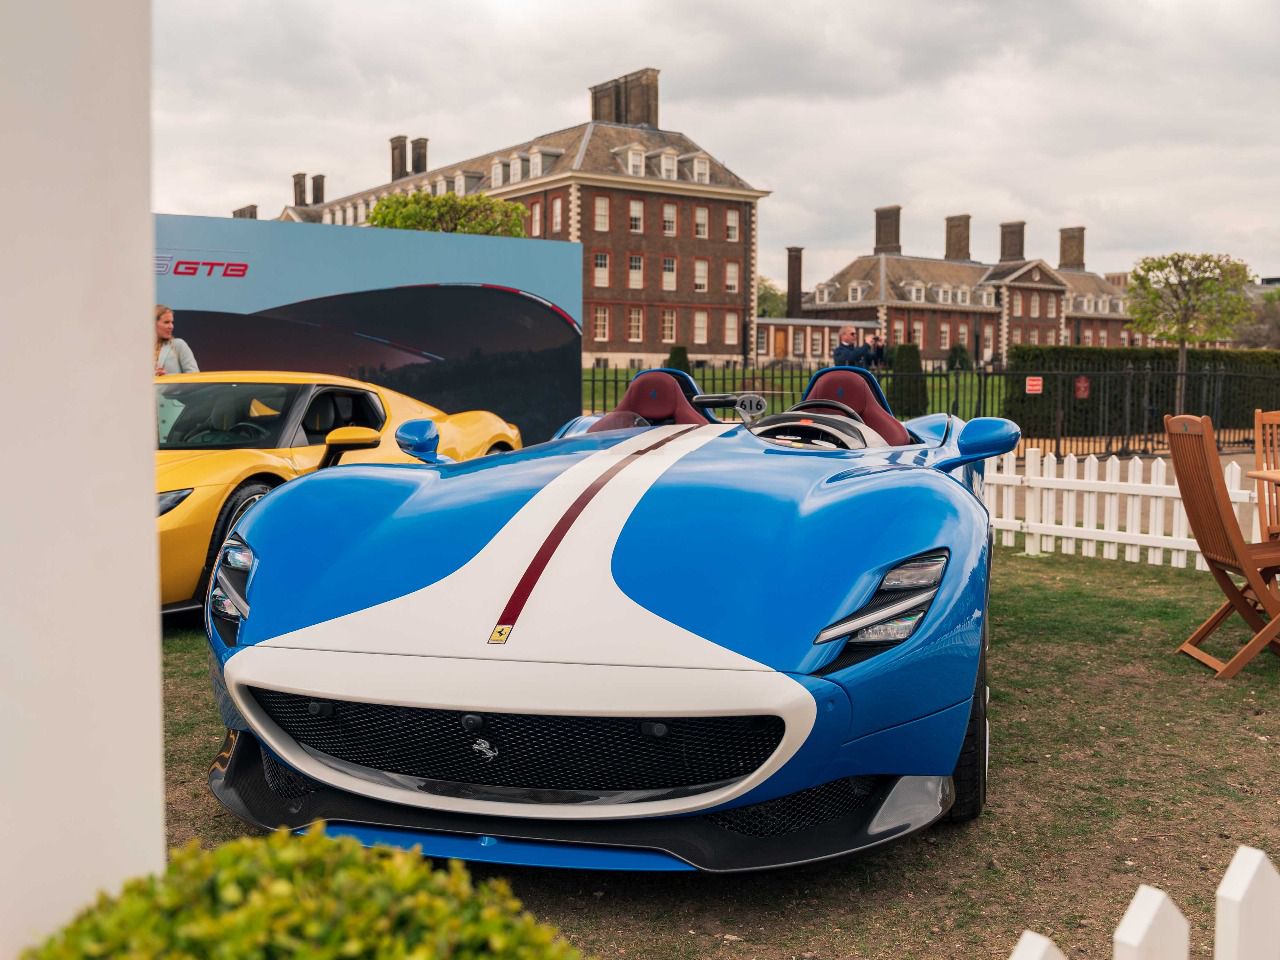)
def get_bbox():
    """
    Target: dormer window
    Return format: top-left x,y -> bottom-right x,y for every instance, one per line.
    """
849,284 -> 862,302
957,287 -> 970,305
628,149 -> 644,176
454,173 -> 465,195
693,157 -> 710,184
509,155 -> 523,184
433,177 -> 446,196
660,153 -> 677,180
905,283 -> 924,303
980,288 -> 994,307
529,151 -> 542,179
938,286 -> 952,305
1083,296 -> 1095,312
816,285 -> 832,304
491,161 -> 503,187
